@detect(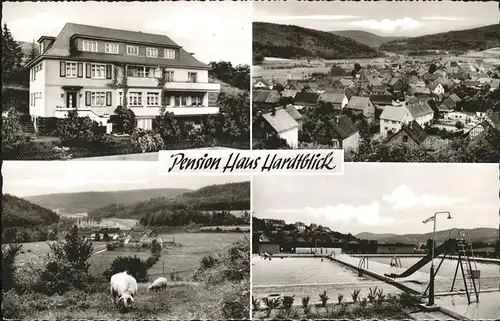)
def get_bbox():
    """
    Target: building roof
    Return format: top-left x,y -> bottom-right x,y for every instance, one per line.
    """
293,91 -> 320,104
380,106 -> 410,122
284,105 -> 303,121
318,92 -> 344,104
27,22 -> 209,69
261,108 -> 299,134
370,94 -> 393,106
328,115 -> 358,140
407,101 -> 434,118
252,90 -> 281,104
345,96 -> 373,112
391,120 -> 428,145
448,93 -> 462,103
